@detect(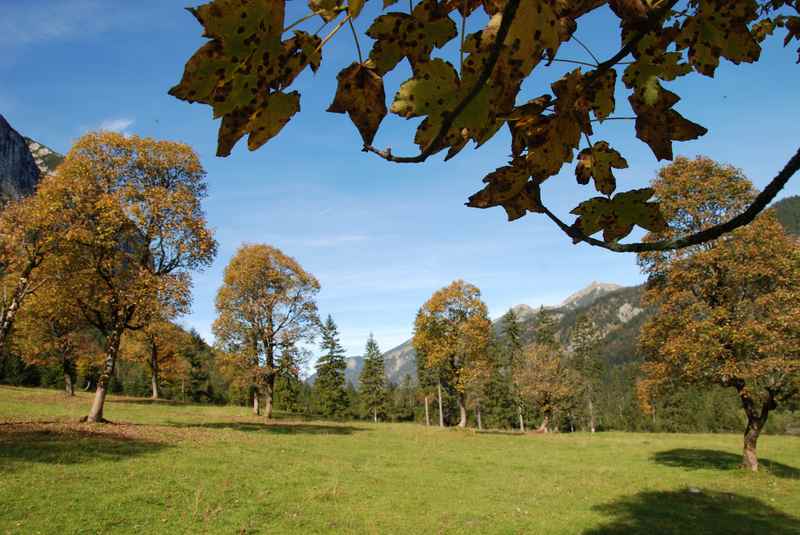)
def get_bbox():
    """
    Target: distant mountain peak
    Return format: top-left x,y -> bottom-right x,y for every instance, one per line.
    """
24,137 -> 64,177
559,281 -> 622,310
